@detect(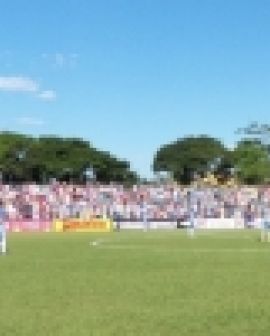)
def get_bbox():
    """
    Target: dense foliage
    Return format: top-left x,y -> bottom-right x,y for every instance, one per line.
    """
233,140 -> 270,184
0,132 -> 138,184
233,123 -> 270,184
2,122 -> 270,185
153,135 -> 232,184
153,123 -> 270,185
